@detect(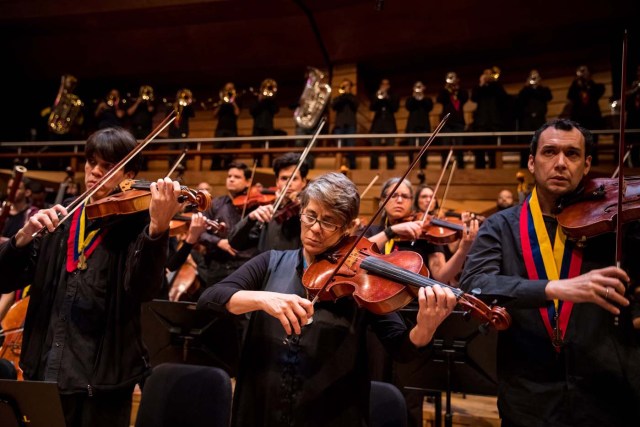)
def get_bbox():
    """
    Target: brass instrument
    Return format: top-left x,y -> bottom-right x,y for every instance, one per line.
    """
140,85 -> 154,102
376,88 -> 388,99
106,92 -> 118,107
47,75 -> 84,135
445,72 -> 459,92
412,81 -> 425,100
294,67 -> 332,129
338,80 -> 352,95
490,66 -> 501,82
528,69 -> 541,87
174,89 -> 193,119
260,79 -> 277,97
220,83 -> 237,103
576,65 -> 589,79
